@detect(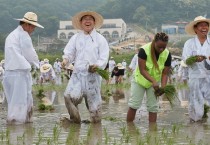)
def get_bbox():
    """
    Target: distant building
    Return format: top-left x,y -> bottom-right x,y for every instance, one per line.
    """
57,19 -> 127,42
161,21 -> 187,34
